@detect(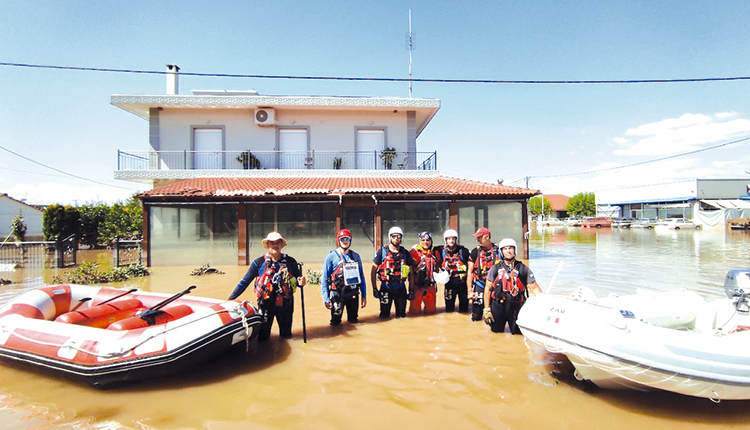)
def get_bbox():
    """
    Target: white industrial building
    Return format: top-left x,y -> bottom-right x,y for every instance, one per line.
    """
596,179 -> 750,228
